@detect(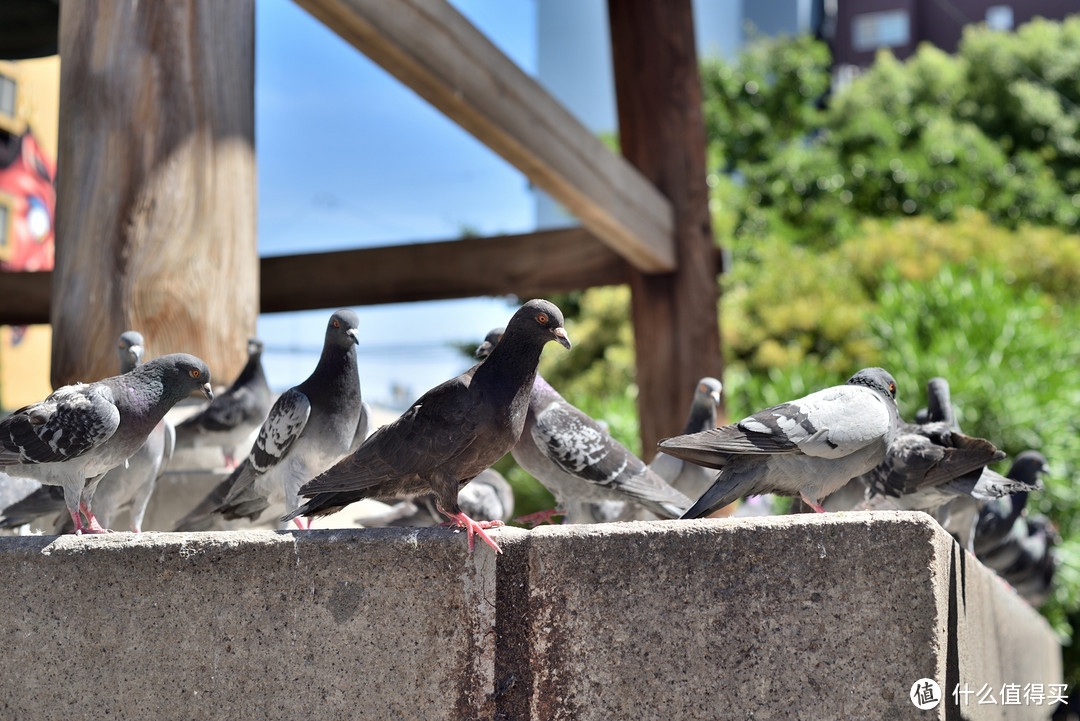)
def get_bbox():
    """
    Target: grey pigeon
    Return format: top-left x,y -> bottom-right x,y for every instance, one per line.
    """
660,368 -> 900,518
474,328 -> 692,525
0,353 -> 212,533
1000,514 -> 1058,608
286,299 -> 572,553
0,331 -> 179,533
647,377 -> 723,502
174,310 -> 364,531
174,338 -> 272,468
854,422 -> 1006,511
973,451 -> 1049,557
